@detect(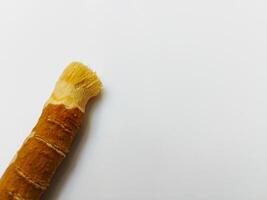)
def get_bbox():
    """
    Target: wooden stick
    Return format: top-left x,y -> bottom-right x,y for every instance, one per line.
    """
0,62 -> 102,200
